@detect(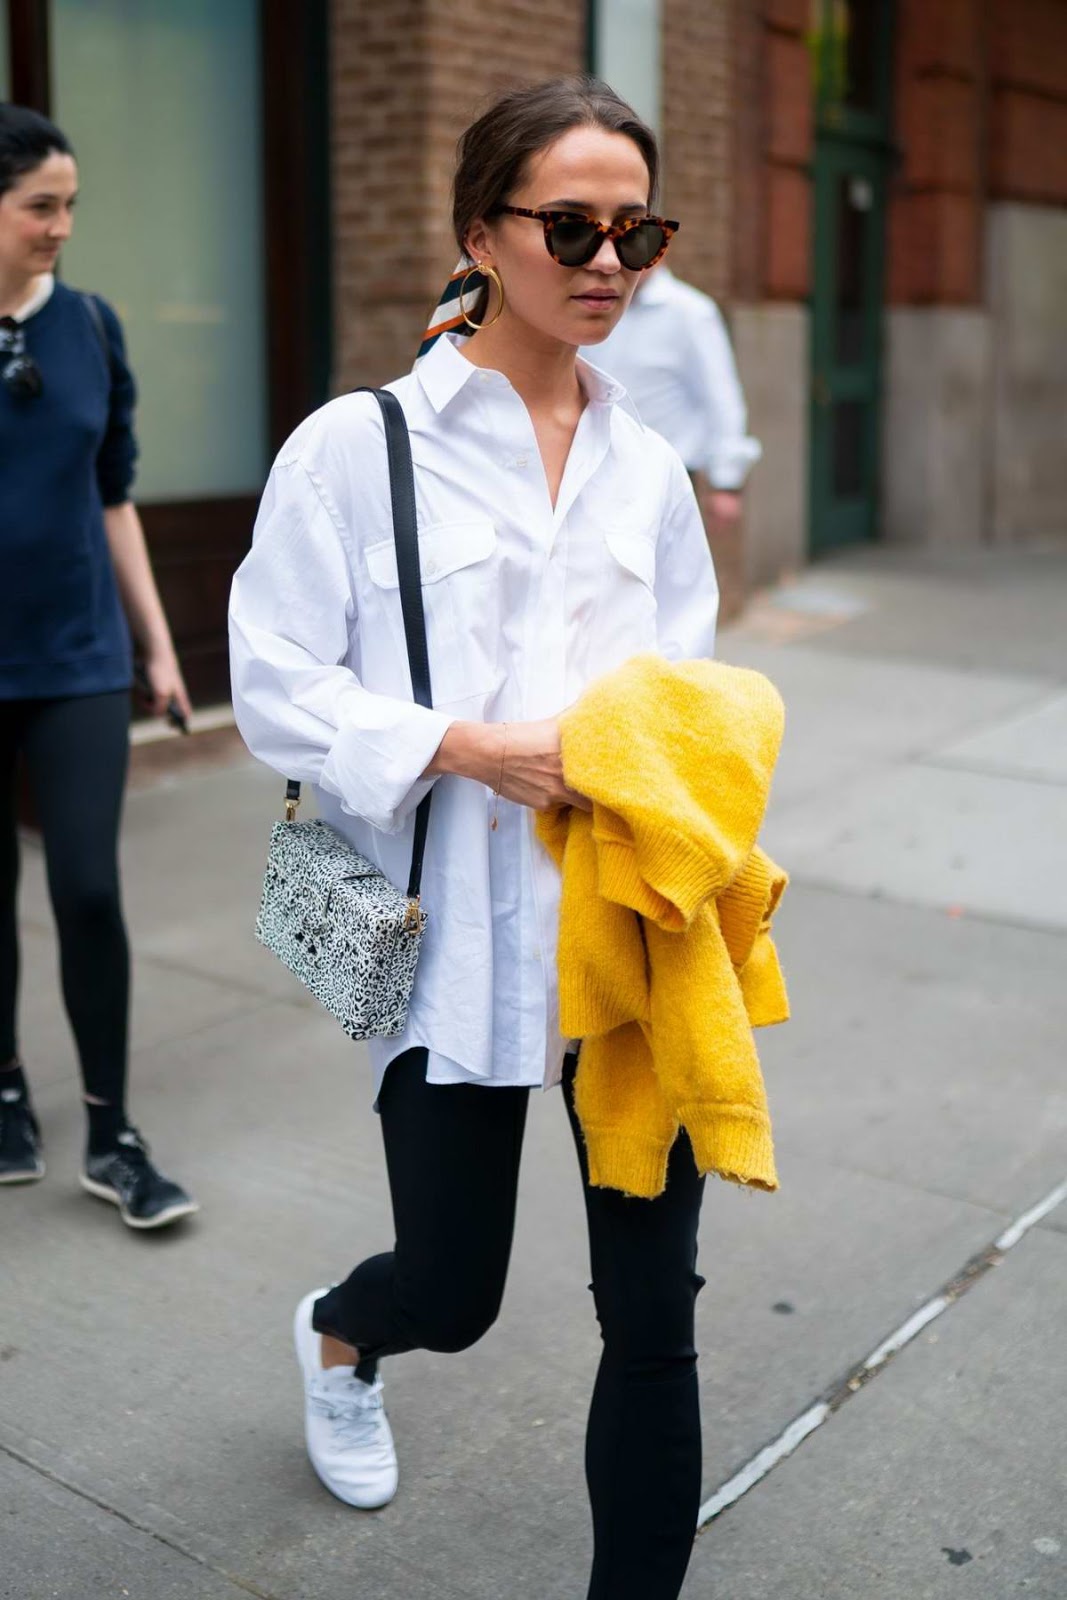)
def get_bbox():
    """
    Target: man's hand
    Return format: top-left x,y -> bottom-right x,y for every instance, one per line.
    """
707,490 -> 743,524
